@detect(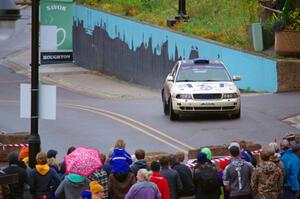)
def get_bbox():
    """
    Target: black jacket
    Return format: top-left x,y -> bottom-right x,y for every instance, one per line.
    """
3,152 -> 28,199
3,165 -> 28,199
172,162 -> 195,196
130,159 -> 149,176
160,167 -> 183,199
28,167 -> 61,198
